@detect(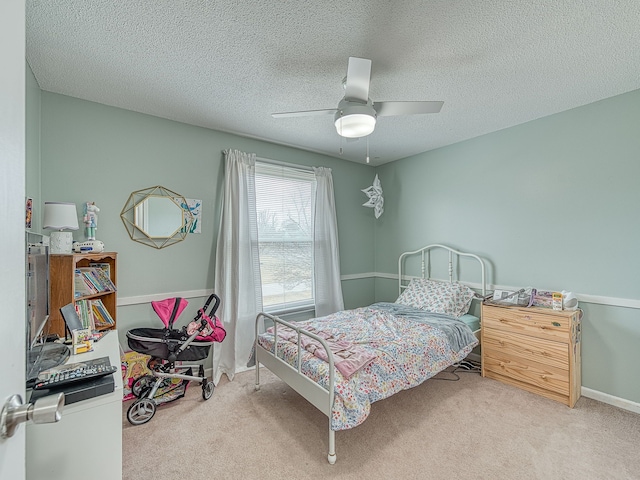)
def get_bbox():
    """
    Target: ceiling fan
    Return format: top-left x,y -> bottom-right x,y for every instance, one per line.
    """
271,57 -> 444,138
